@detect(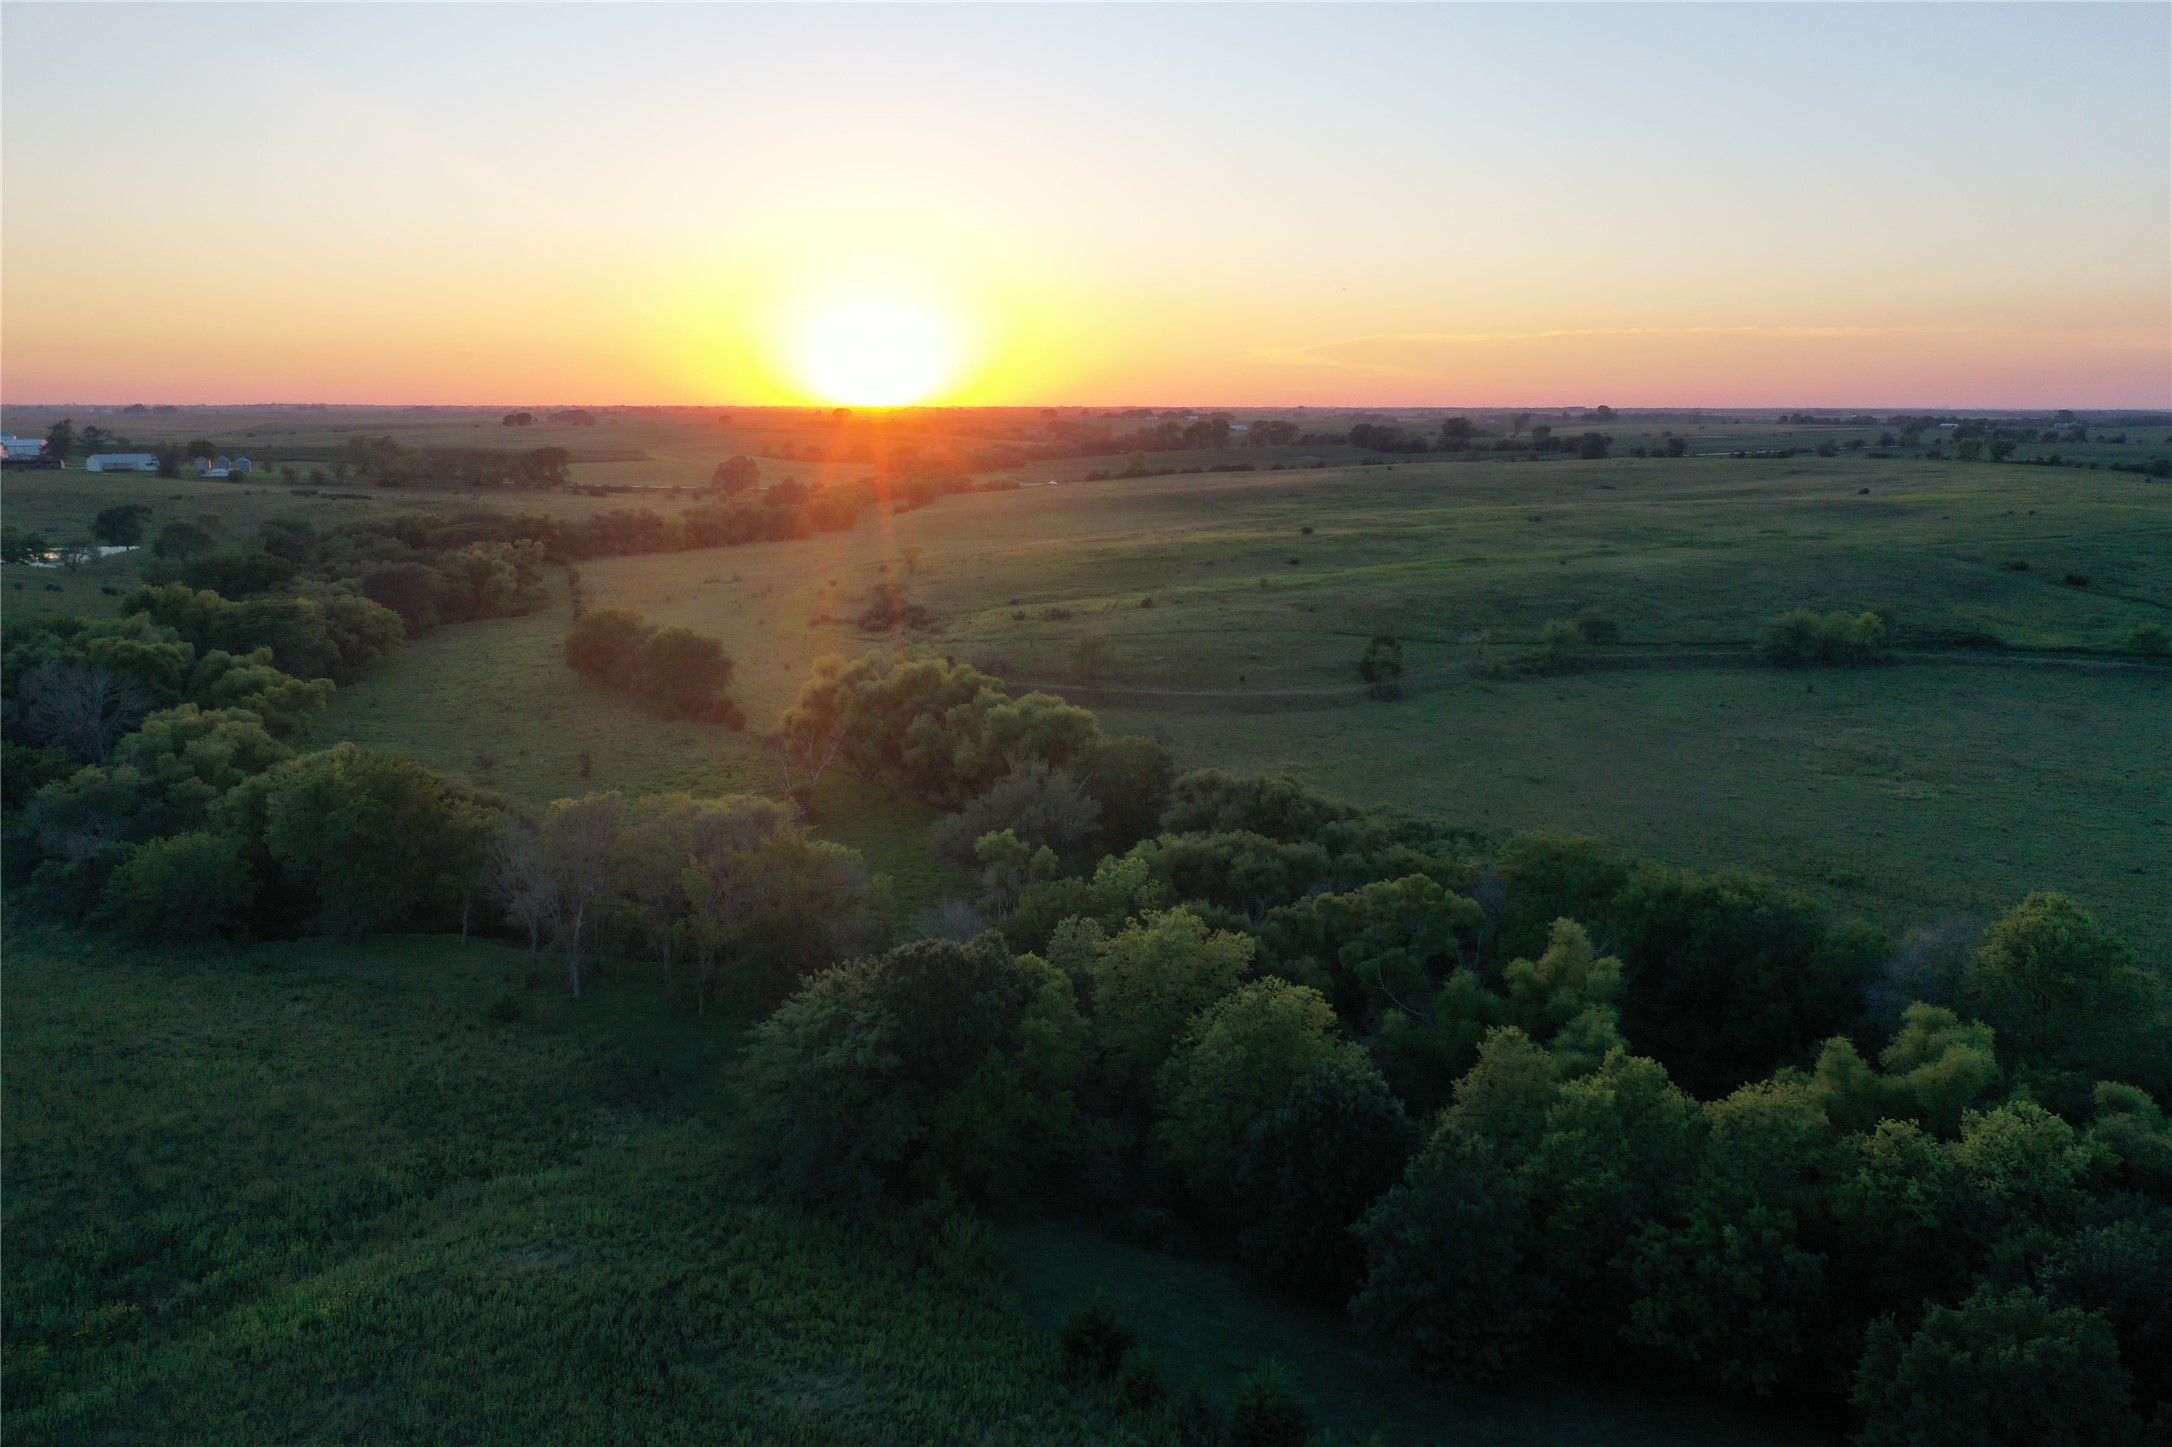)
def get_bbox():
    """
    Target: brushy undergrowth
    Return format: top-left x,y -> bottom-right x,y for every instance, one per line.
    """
0,920 -> 1167,1446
